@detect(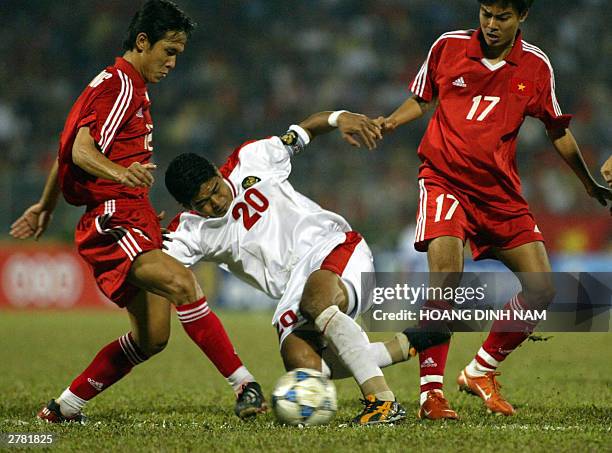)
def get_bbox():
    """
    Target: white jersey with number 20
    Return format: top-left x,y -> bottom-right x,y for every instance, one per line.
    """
164,126 -> 353,300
